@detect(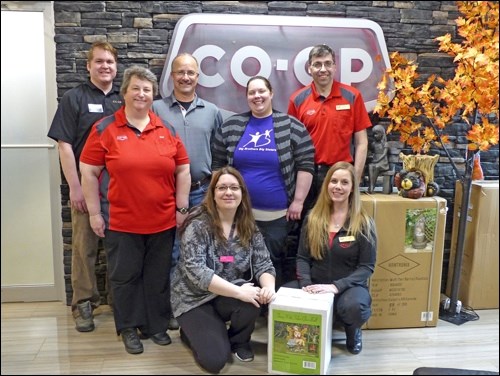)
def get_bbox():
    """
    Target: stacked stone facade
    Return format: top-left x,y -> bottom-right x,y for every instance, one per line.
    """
52,1 -> 499,305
